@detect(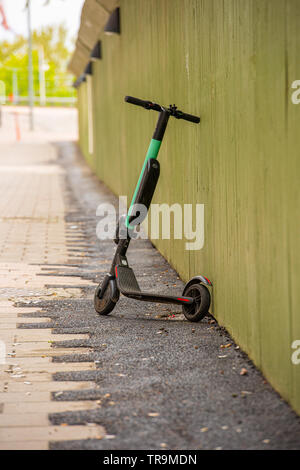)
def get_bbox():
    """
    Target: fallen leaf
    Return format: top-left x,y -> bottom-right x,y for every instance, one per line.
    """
148,412 -> 160,417
240,368 -> 248,376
